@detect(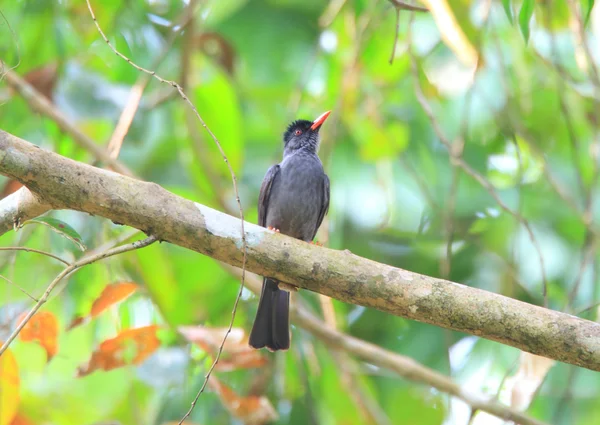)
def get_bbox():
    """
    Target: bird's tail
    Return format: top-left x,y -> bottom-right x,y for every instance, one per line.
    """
249,278 -> 290,351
